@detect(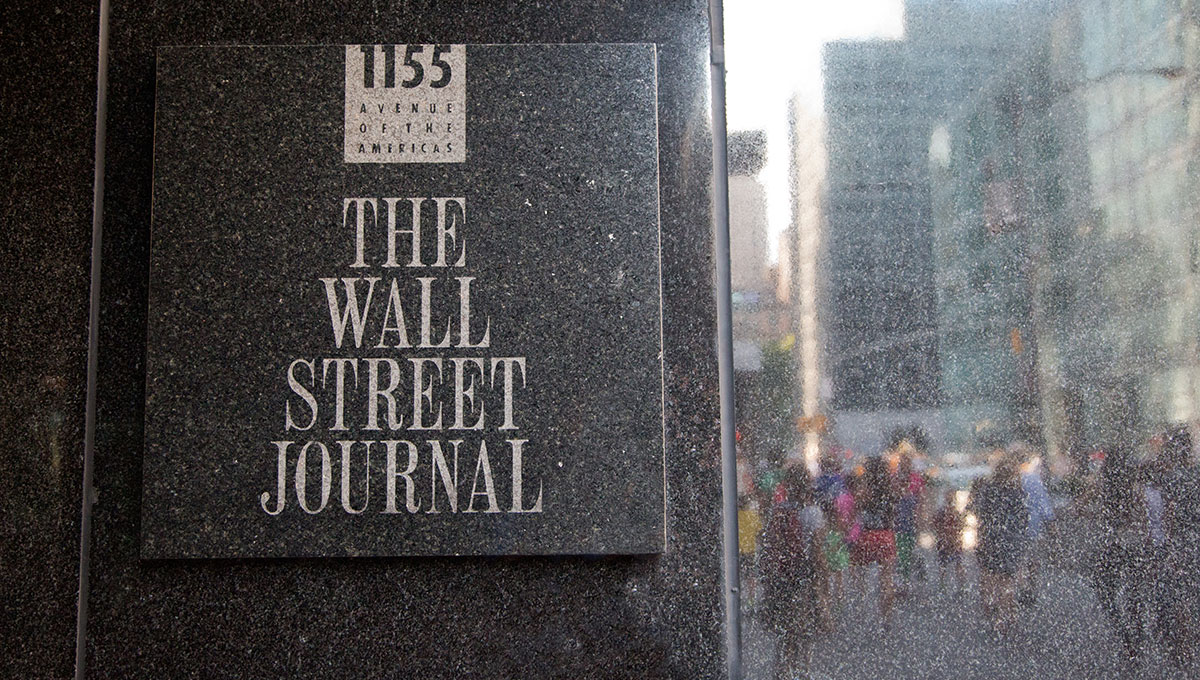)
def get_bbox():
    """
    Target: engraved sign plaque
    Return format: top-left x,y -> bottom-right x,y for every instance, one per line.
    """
142,44 -> 664,558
